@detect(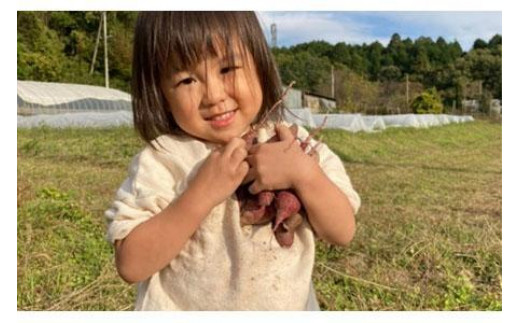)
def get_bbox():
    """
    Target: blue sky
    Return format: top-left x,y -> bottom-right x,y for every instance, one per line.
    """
257,12 -> 502,51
